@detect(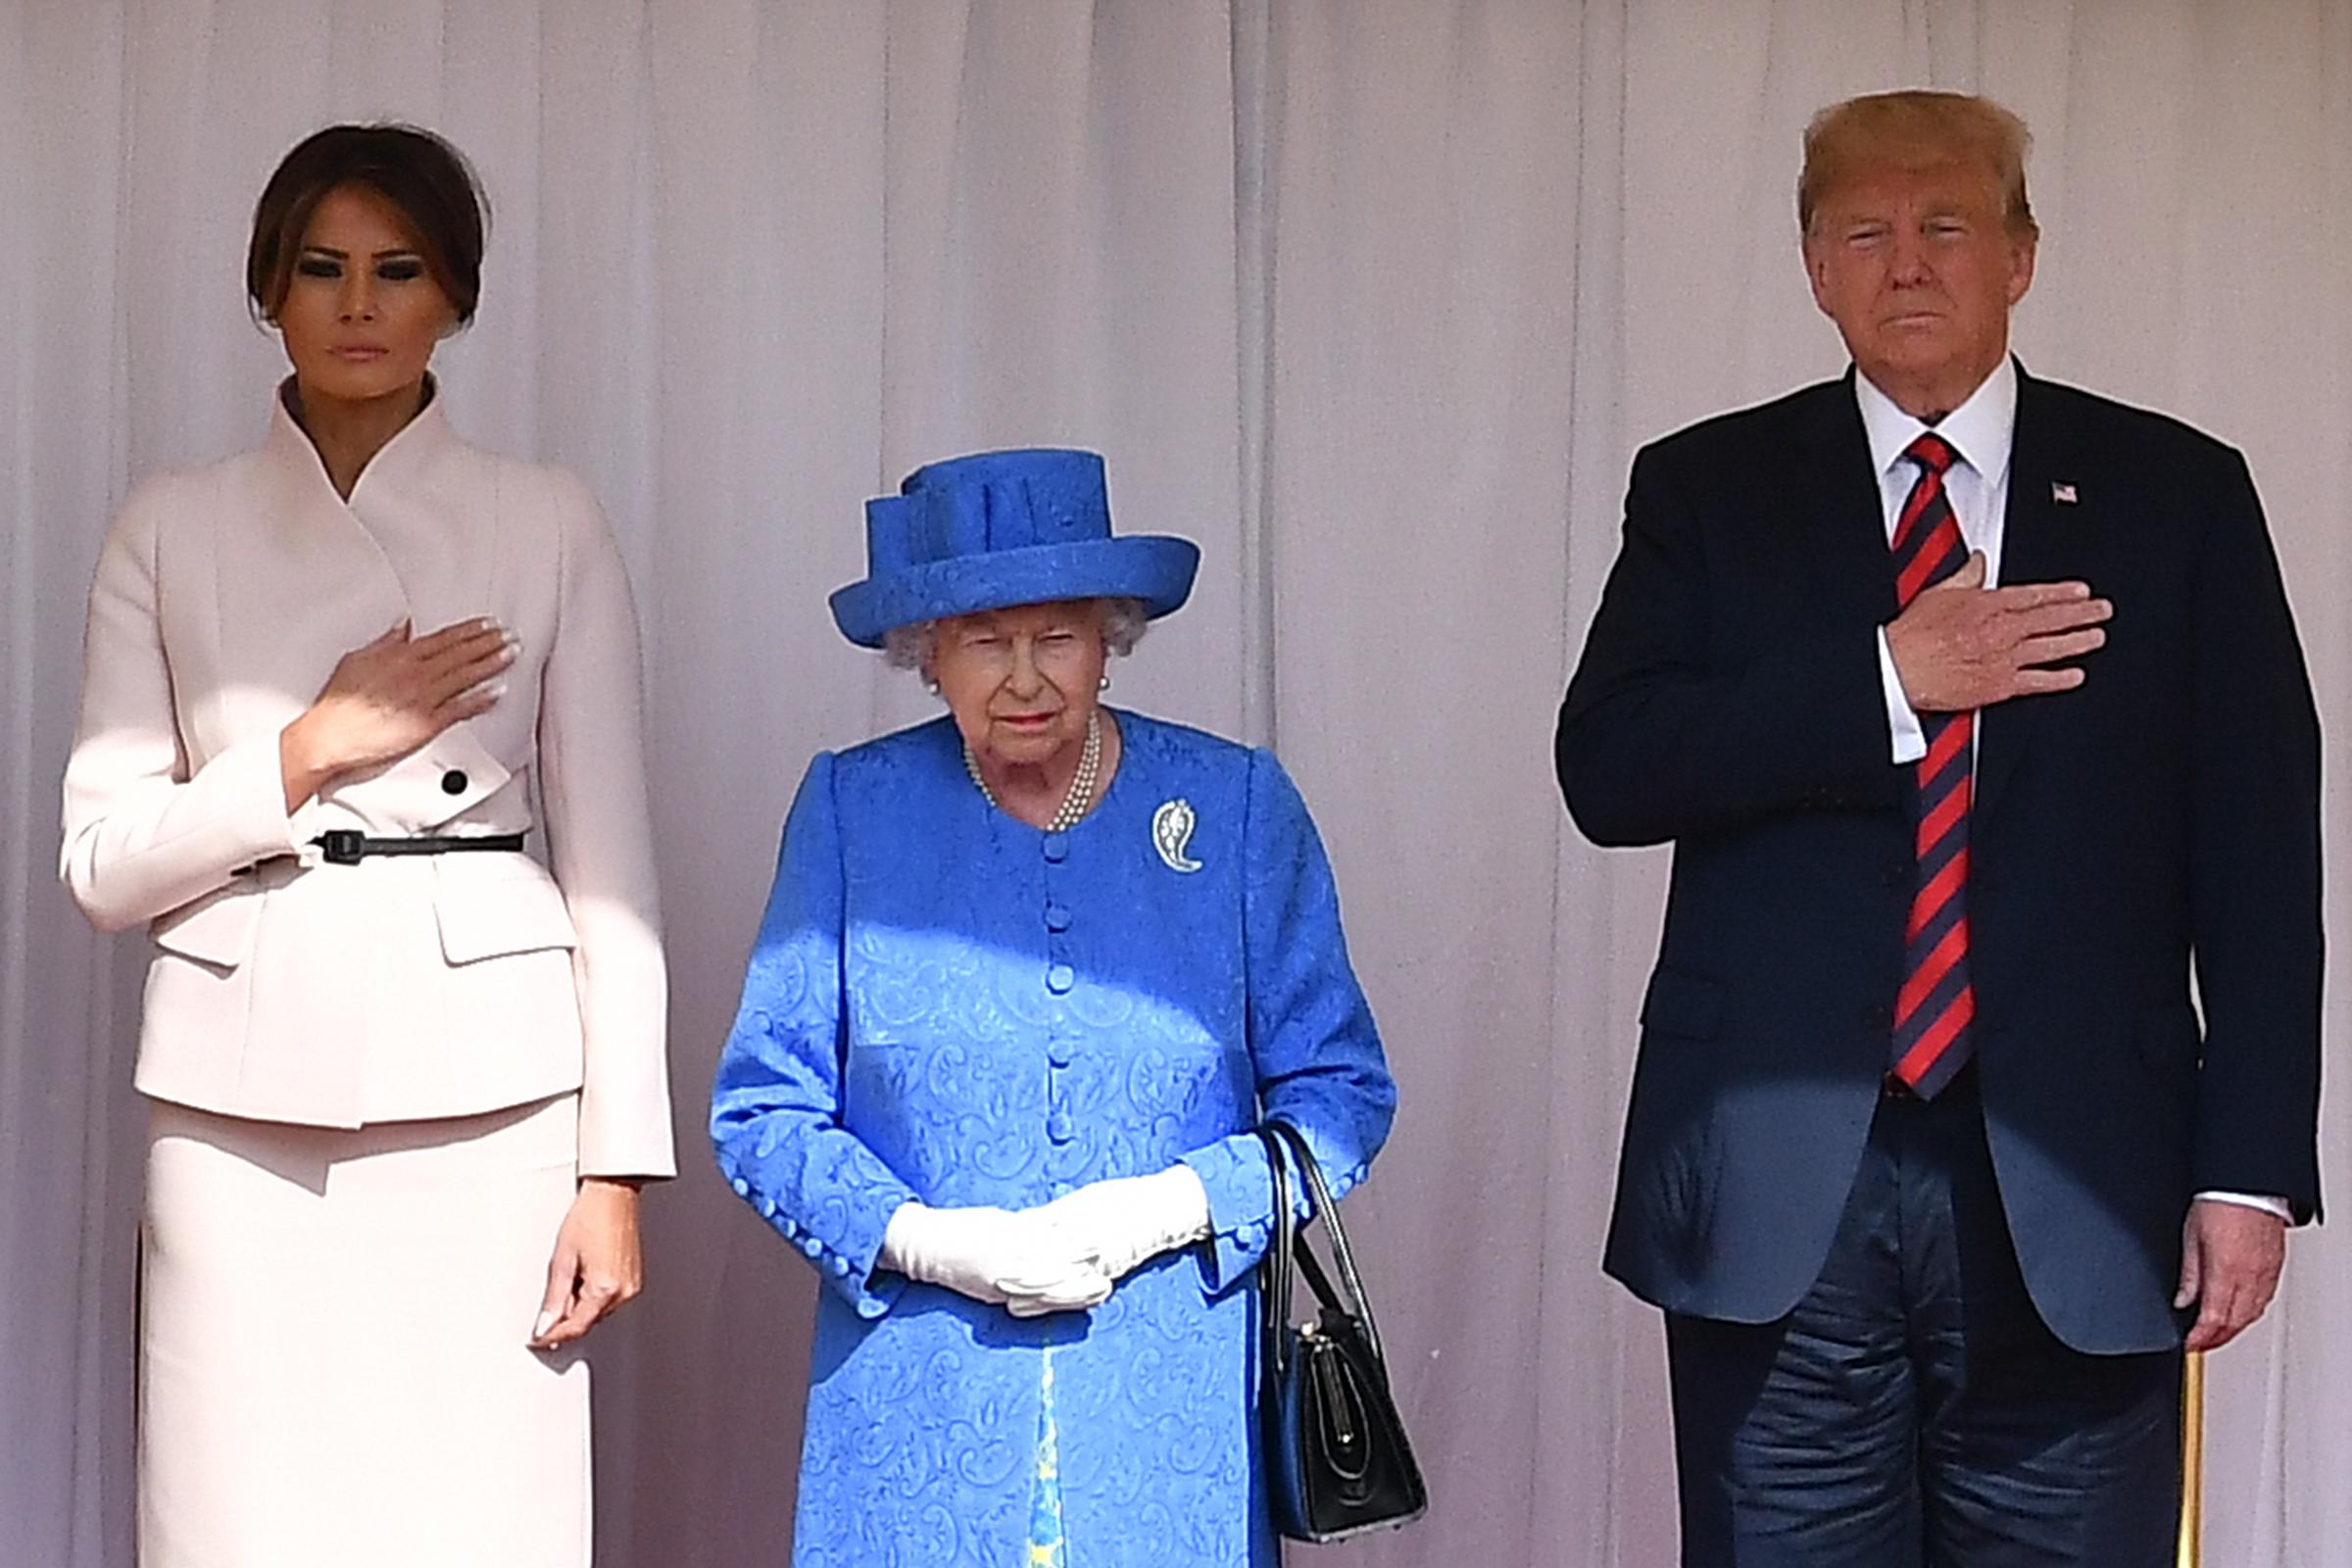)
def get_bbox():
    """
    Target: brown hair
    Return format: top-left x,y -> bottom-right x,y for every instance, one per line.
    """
247,123 -> 489,323
1798,90 -> 2036,238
